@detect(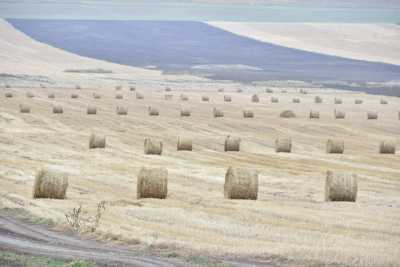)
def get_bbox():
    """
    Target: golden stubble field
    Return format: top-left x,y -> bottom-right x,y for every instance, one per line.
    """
0,84 -> 399,267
